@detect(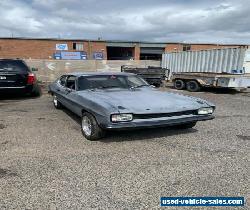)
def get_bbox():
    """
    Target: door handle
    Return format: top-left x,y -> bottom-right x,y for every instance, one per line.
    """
56,89 -> 60,92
